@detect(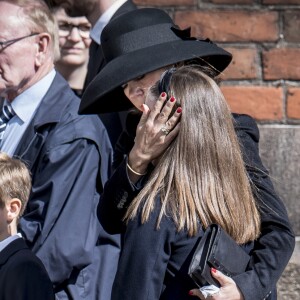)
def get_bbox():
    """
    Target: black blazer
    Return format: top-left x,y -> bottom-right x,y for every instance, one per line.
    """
99,113 -> 295,300
0,238 -> 54,300
84,0 -> 137,149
